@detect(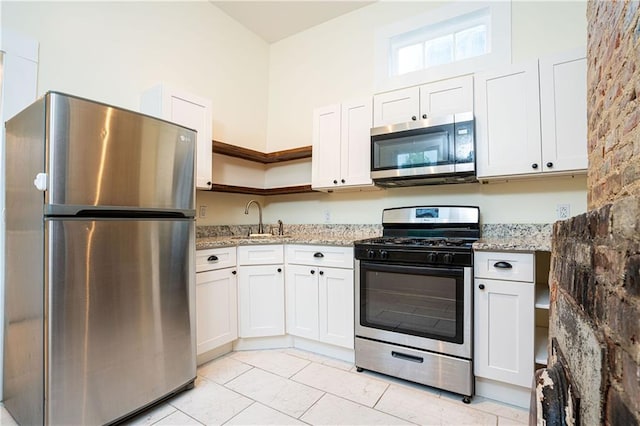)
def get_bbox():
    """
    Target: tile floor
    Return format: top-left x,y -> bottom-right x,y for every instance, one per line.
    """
0,349 -> 529,425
